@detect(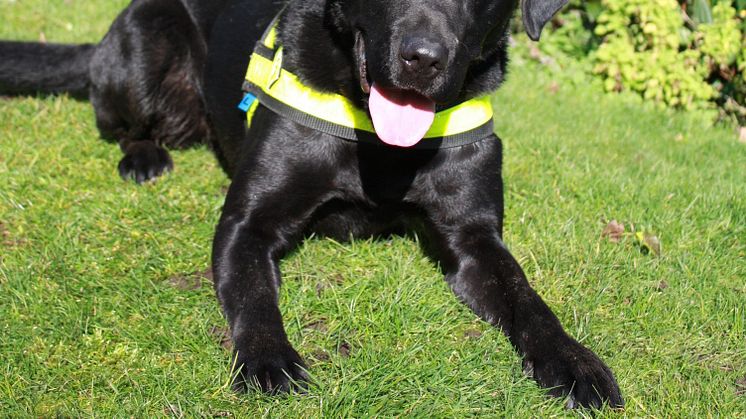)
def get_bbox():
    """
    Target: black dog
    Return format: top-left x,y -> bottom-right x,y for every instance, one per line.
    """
2,0 -> 623,409
205,0 -> 624,409
0,0 -> 226,183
